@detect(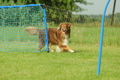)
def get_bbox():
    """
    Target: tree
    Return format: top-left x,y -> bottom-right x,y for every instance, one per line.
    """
0,0 -> 92,12
0,0 -> 92,23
